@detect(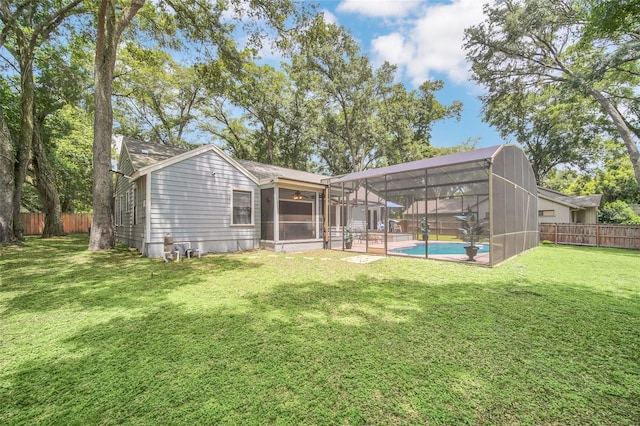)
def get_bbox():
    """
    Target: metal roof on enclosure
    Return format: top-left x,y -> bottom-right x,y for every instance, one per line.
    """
324,145 -> 503,184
